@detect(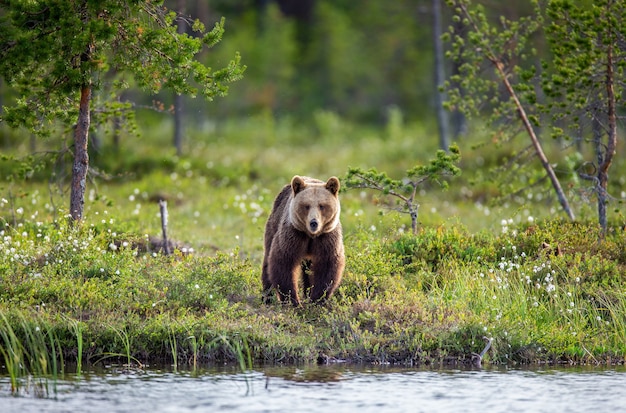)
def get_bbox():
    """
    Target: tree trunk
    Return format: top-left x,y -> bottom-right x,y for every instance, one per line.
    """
597,38 -> 617,236
174,93 -> 183,156
495,61 -> 575,221
70,84 -> 91,222
591,113 -> 606,232
173,0 -> 186,156
432,0 -> 449,150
